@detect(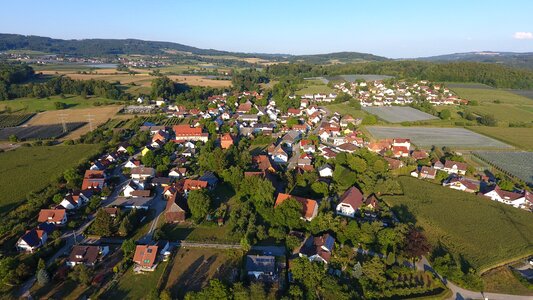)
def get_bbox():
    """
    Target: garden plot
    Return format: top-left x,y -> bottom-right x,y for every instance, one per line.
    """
363,106 -> 438,123
474,151 -> 533,184
366,126 -> 512,149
